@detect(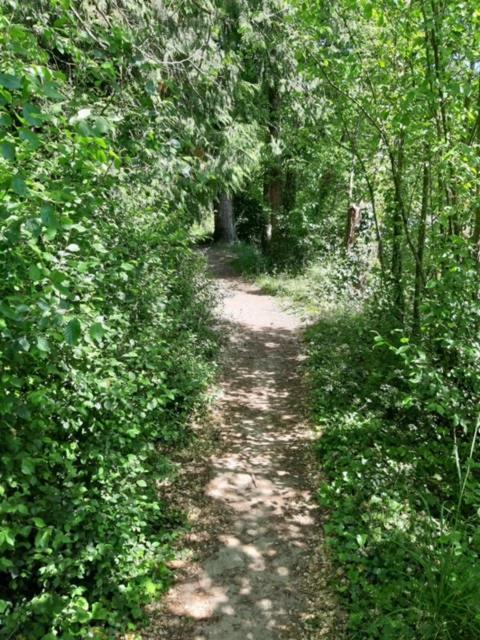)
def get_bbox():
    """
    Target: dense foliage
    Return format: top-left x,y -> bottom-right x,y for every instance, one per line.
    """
0,0 -> 254,637
228,0 -> 480,637
2,0 -> 480,637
